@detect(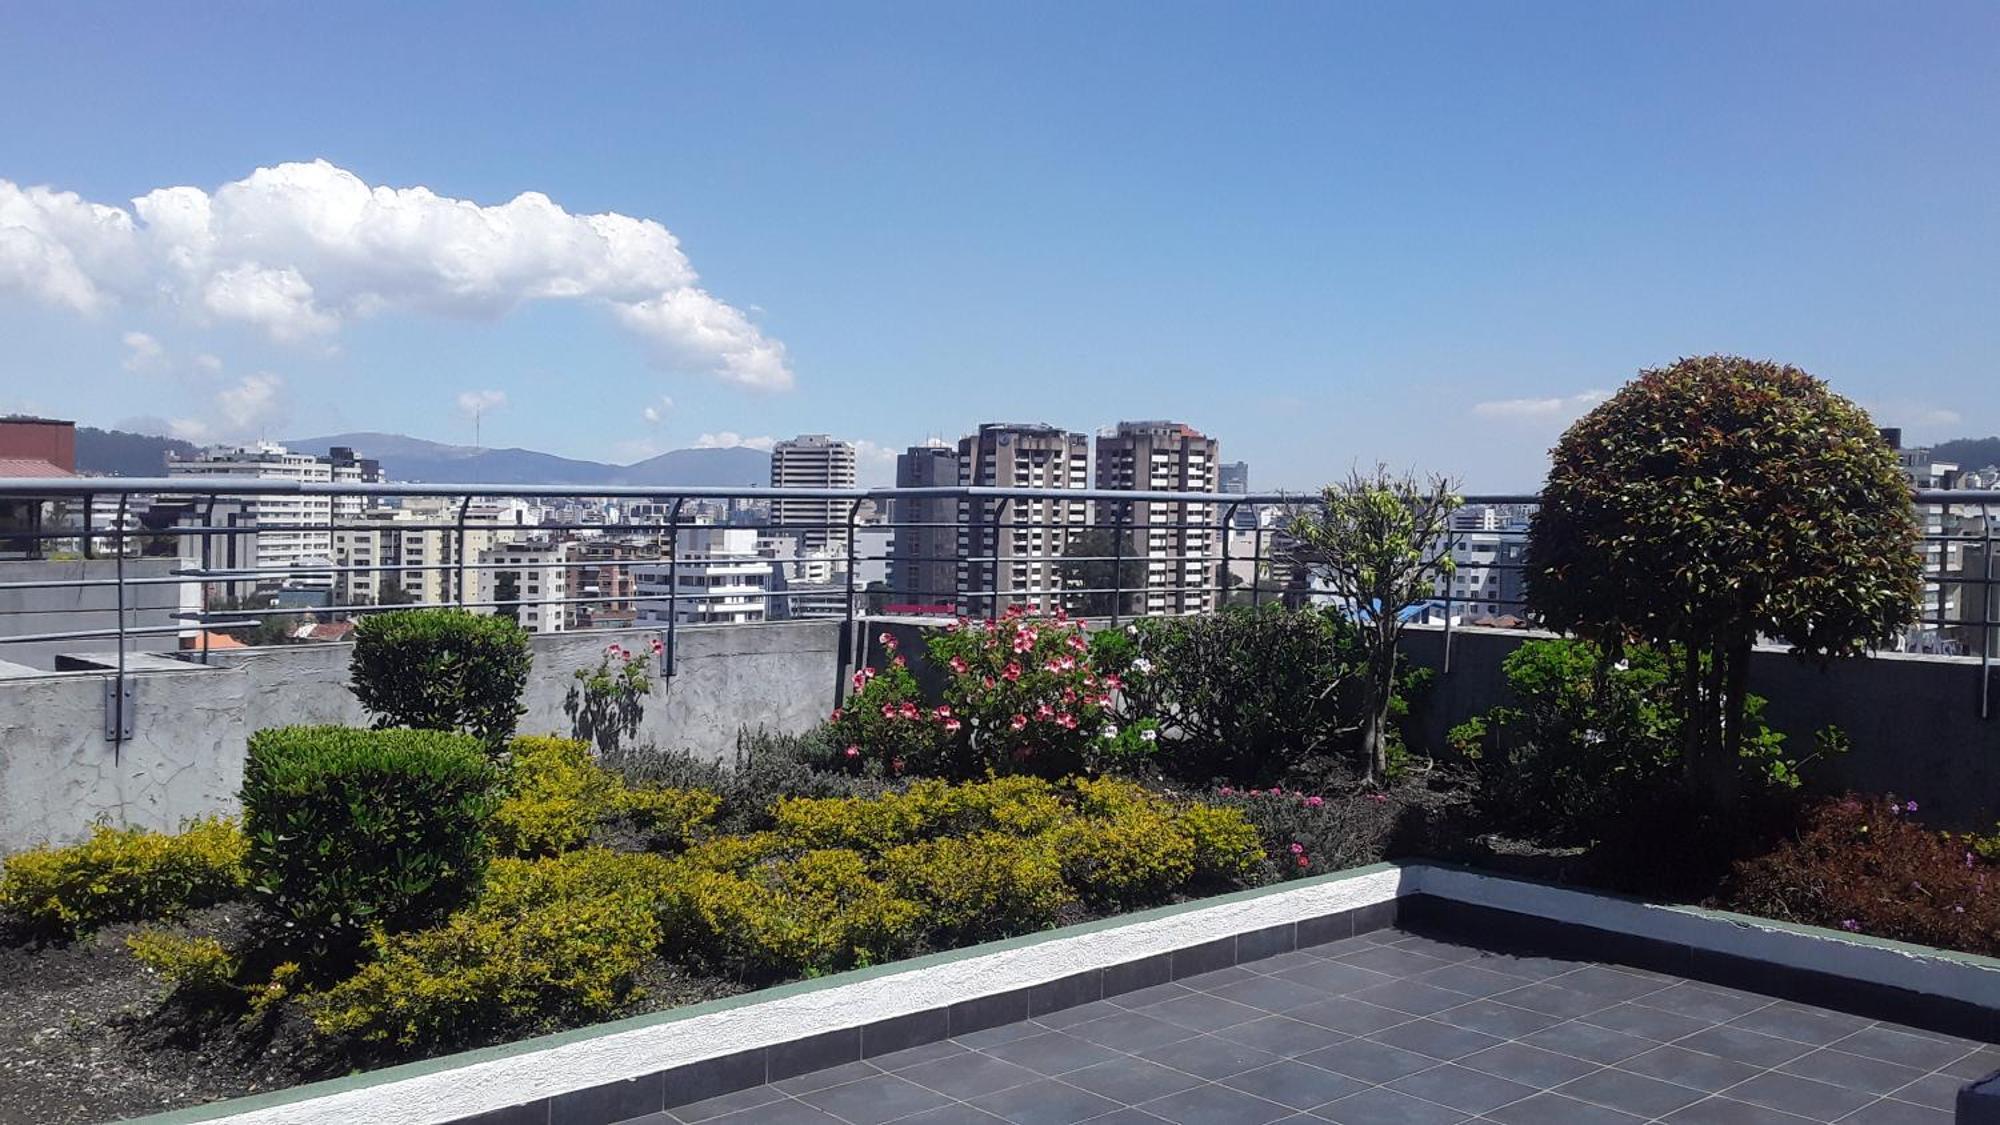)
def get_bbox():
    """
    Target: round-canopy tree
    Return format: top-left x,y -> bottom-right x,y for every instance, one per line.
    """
1525,355 -> 1921,799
